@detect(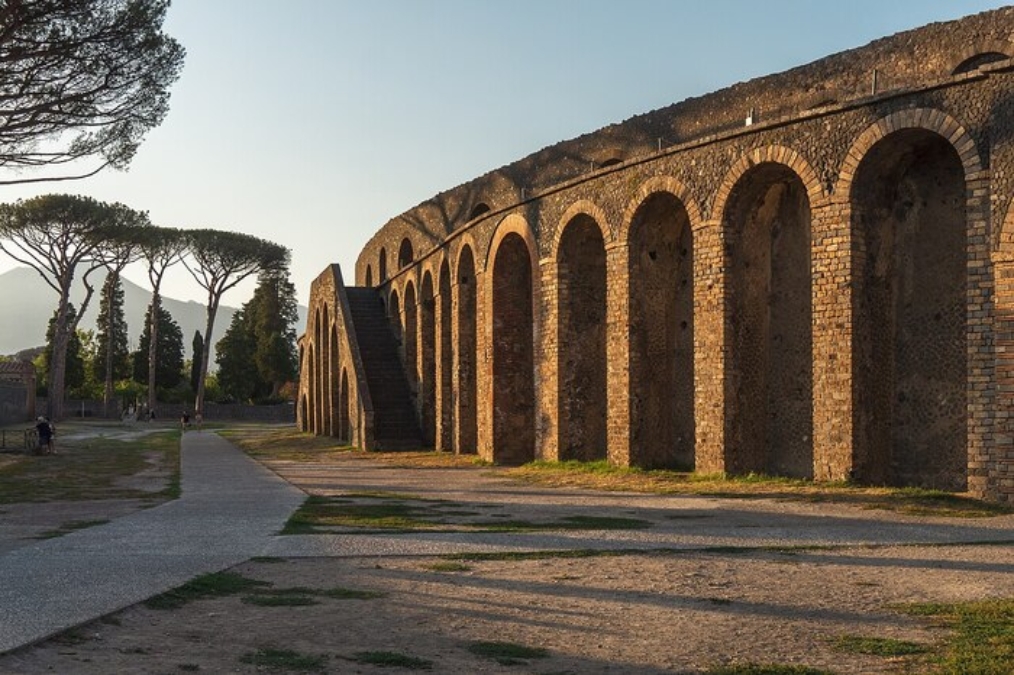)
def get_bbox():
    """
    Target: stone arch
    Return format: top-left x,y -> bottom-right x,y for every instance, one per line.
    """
339,368 -> 350,443
379,248 -> 388,283
365,265 -> 373,288
549,200 -> 612,259
950,40 -> 1012,75
398,238 -> 414,268
626,189 -> 696,469
488,214 -> 538,464
455,243 -> 478,454
387,289 -> 403,349
403,281 -> 418,390
329,324 -> 339,438
312,307 -> 322,435
723,159 -> 814,478
555,211 -> 608,461
307,342 -> 317,435
419,271 -> 436,446
847,122 -> 971,491
712,146 -> 824,222
321,304 -> 332,436
618,176 -> 704,243
469,203 -> 491,220
438,258 -> 454,452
